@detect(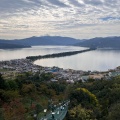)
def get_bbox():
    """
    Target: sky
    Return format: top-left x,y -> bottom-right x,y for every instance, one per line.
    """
0,0 -> 120,40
